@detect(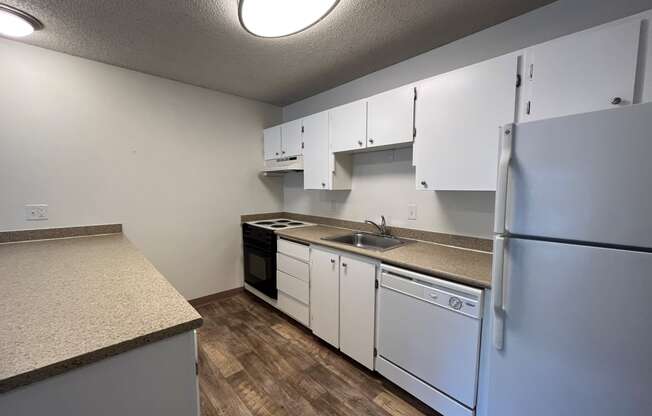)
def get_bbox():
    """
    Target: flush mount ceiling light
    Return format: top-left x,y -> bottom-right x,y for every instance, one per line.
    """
239,0 -> 339,38
0,4 -> 43,38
